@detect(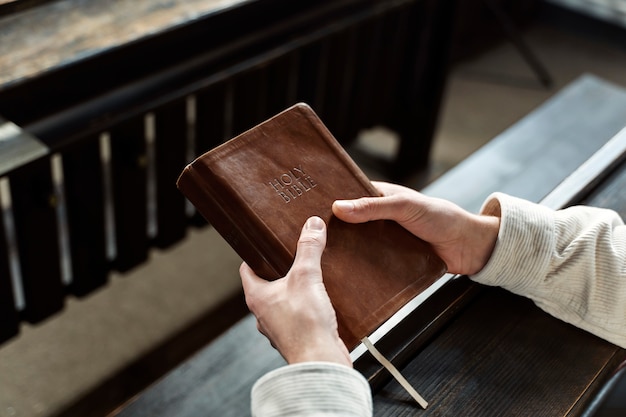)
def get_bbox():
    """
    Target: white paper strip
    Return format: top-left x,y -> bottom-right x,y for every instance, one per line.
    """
361,336 -> 428,409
